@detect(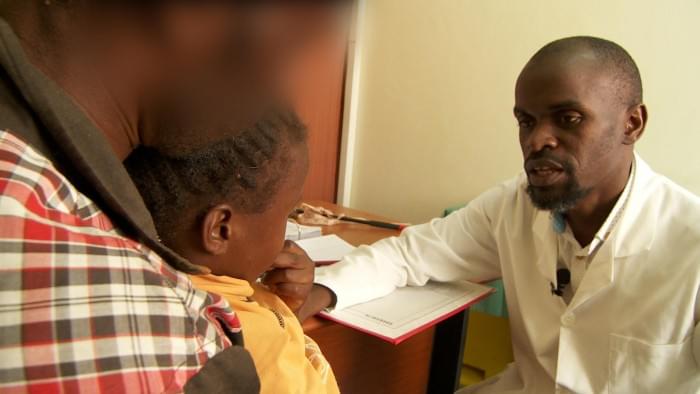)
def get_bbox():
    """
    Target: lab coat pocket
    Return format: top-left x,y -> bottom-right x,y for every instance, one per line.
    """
609,334 -> 700,394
